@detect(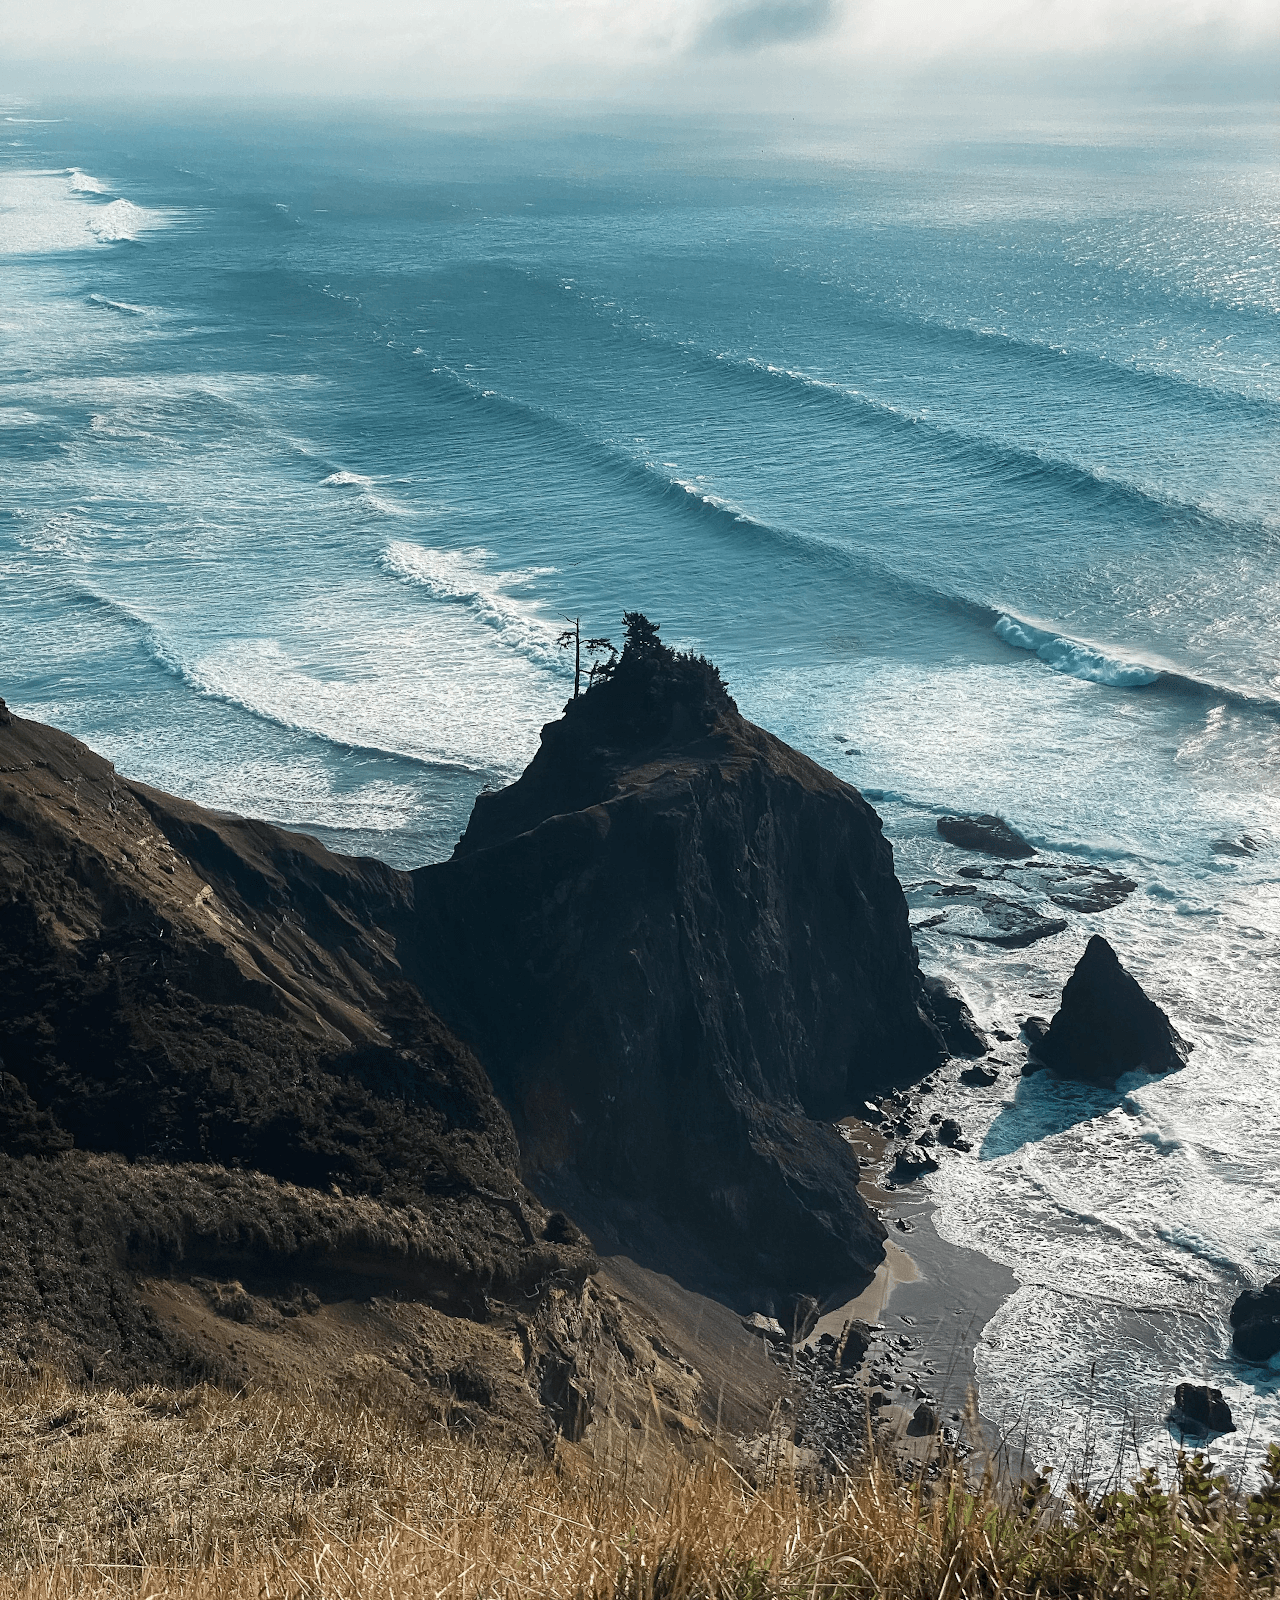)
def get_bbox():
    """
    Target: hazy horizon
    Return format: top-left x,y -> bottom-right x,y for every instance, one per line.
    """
4,0 -> 1278,117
